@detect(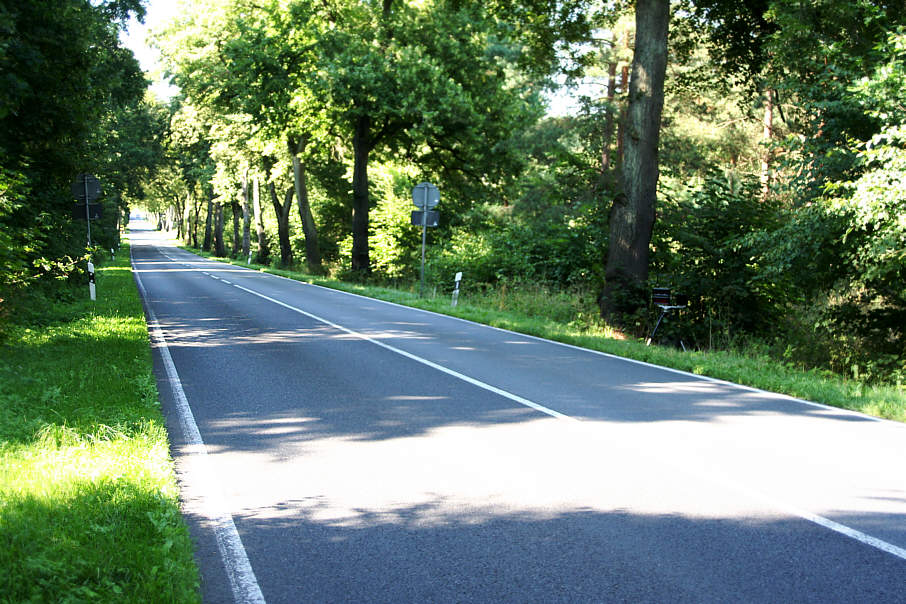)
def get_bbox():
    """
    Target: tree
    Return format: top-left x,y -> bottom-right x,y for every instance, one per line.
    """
0,0 -> 149,317
598,0 -> 670,325
316,0 -> 548,273
158,0 -> 325,272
